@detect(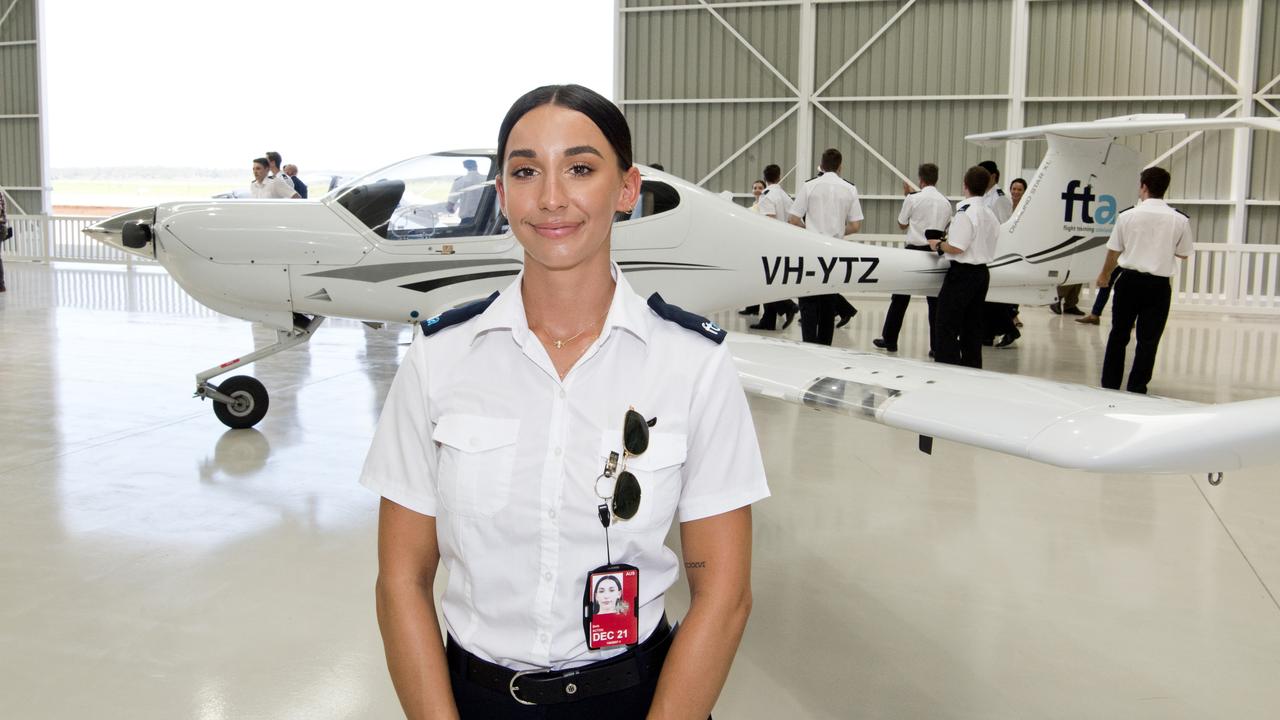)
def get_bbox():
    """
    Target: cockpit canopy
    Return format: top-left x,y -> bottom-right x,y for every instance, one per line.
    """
328,151 -> 682,242
330,152 -> 499,240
